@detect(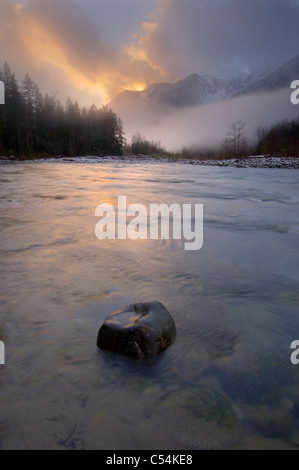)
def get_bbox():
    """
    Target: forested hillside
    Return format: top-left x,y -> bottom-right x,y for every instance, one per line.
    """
0,63 -> 125,157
